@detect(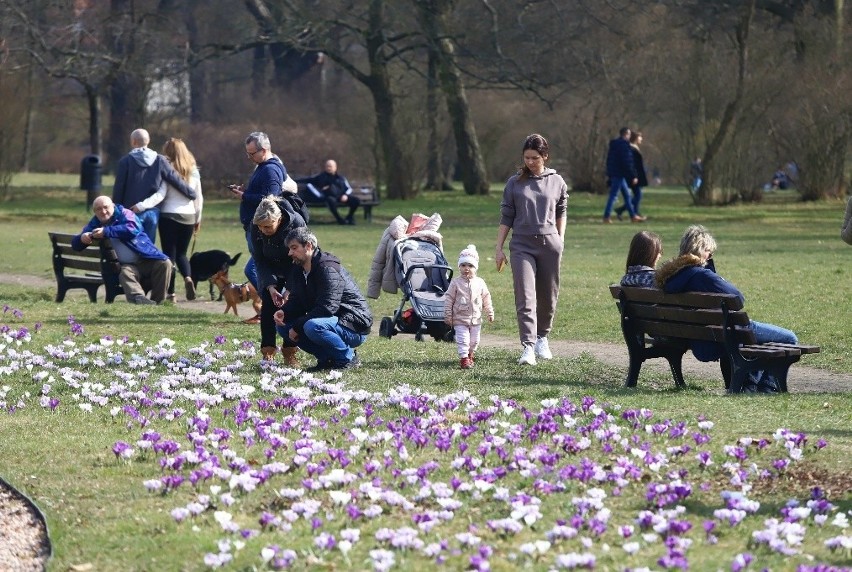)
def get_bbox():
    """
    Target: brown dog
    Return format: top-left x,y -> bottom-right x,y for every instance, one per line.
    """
210,270 -> 262,317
